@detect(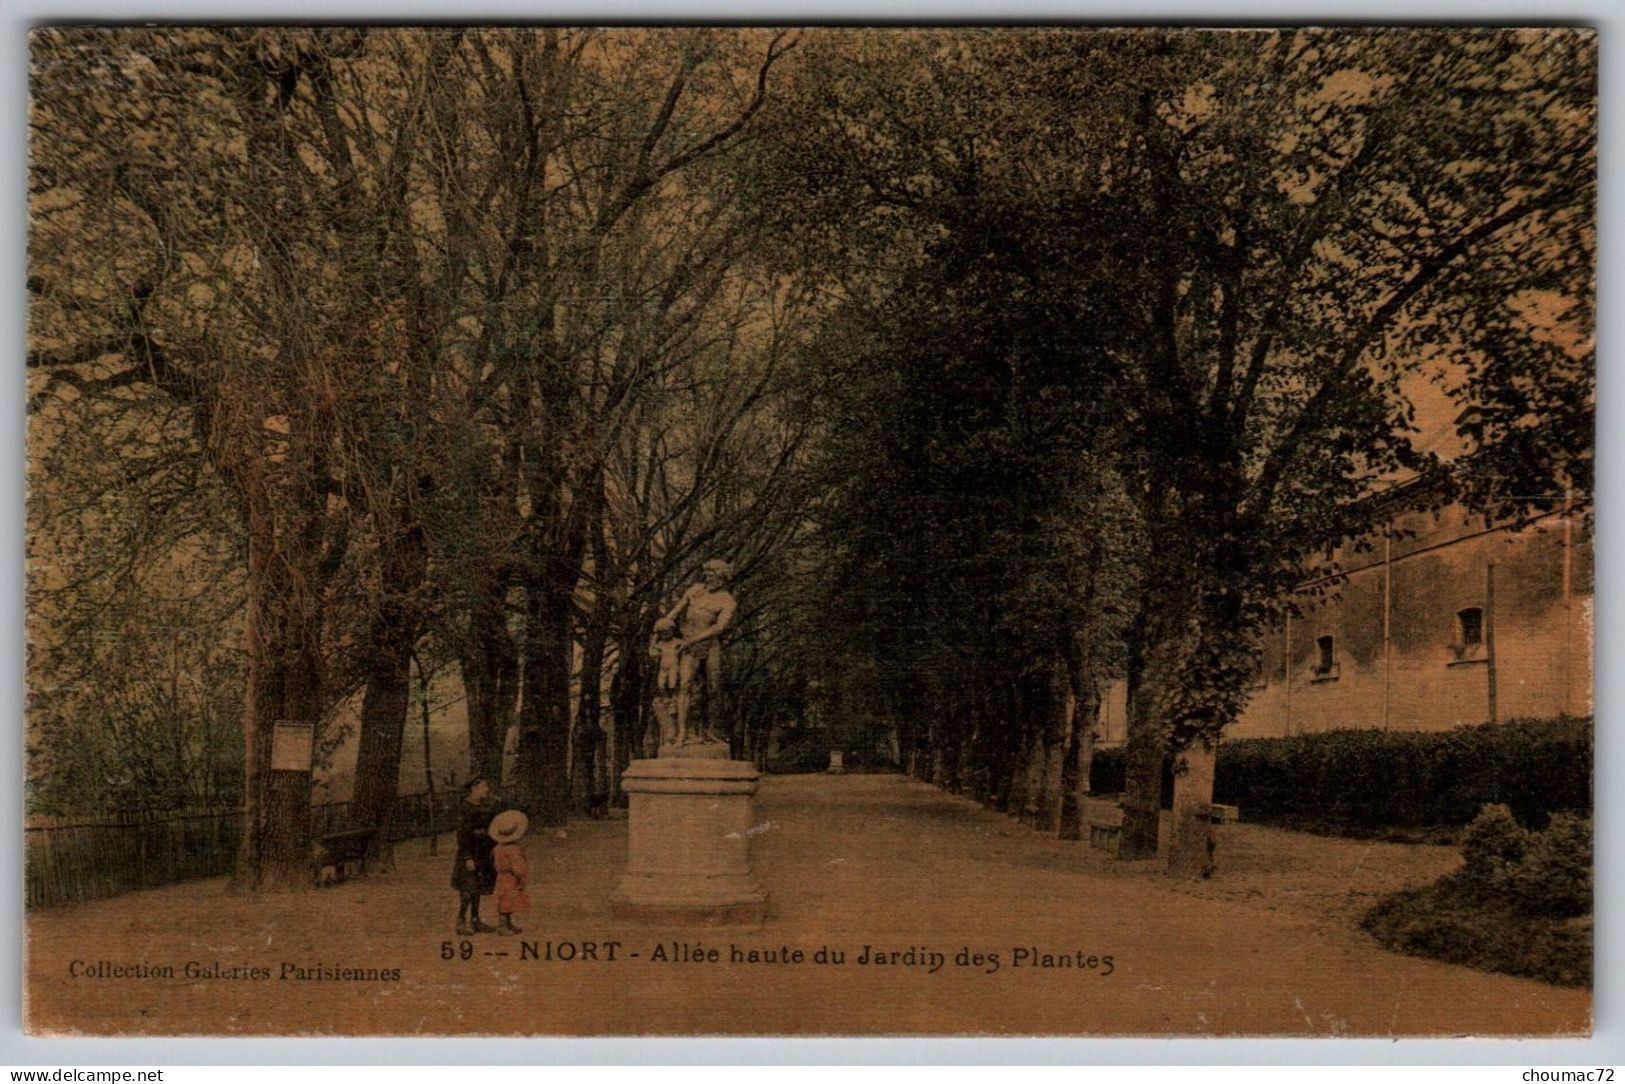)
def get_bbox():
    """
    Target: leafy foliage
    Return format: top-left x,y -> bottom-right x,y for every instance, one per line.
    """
1510,812 -> 1592,918
24,29 -> 1595,883
758,29 -> 1594,845
1364,804 -> 1593,987
1362,883 -> 1591,988
1458,802 -> 1530,890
